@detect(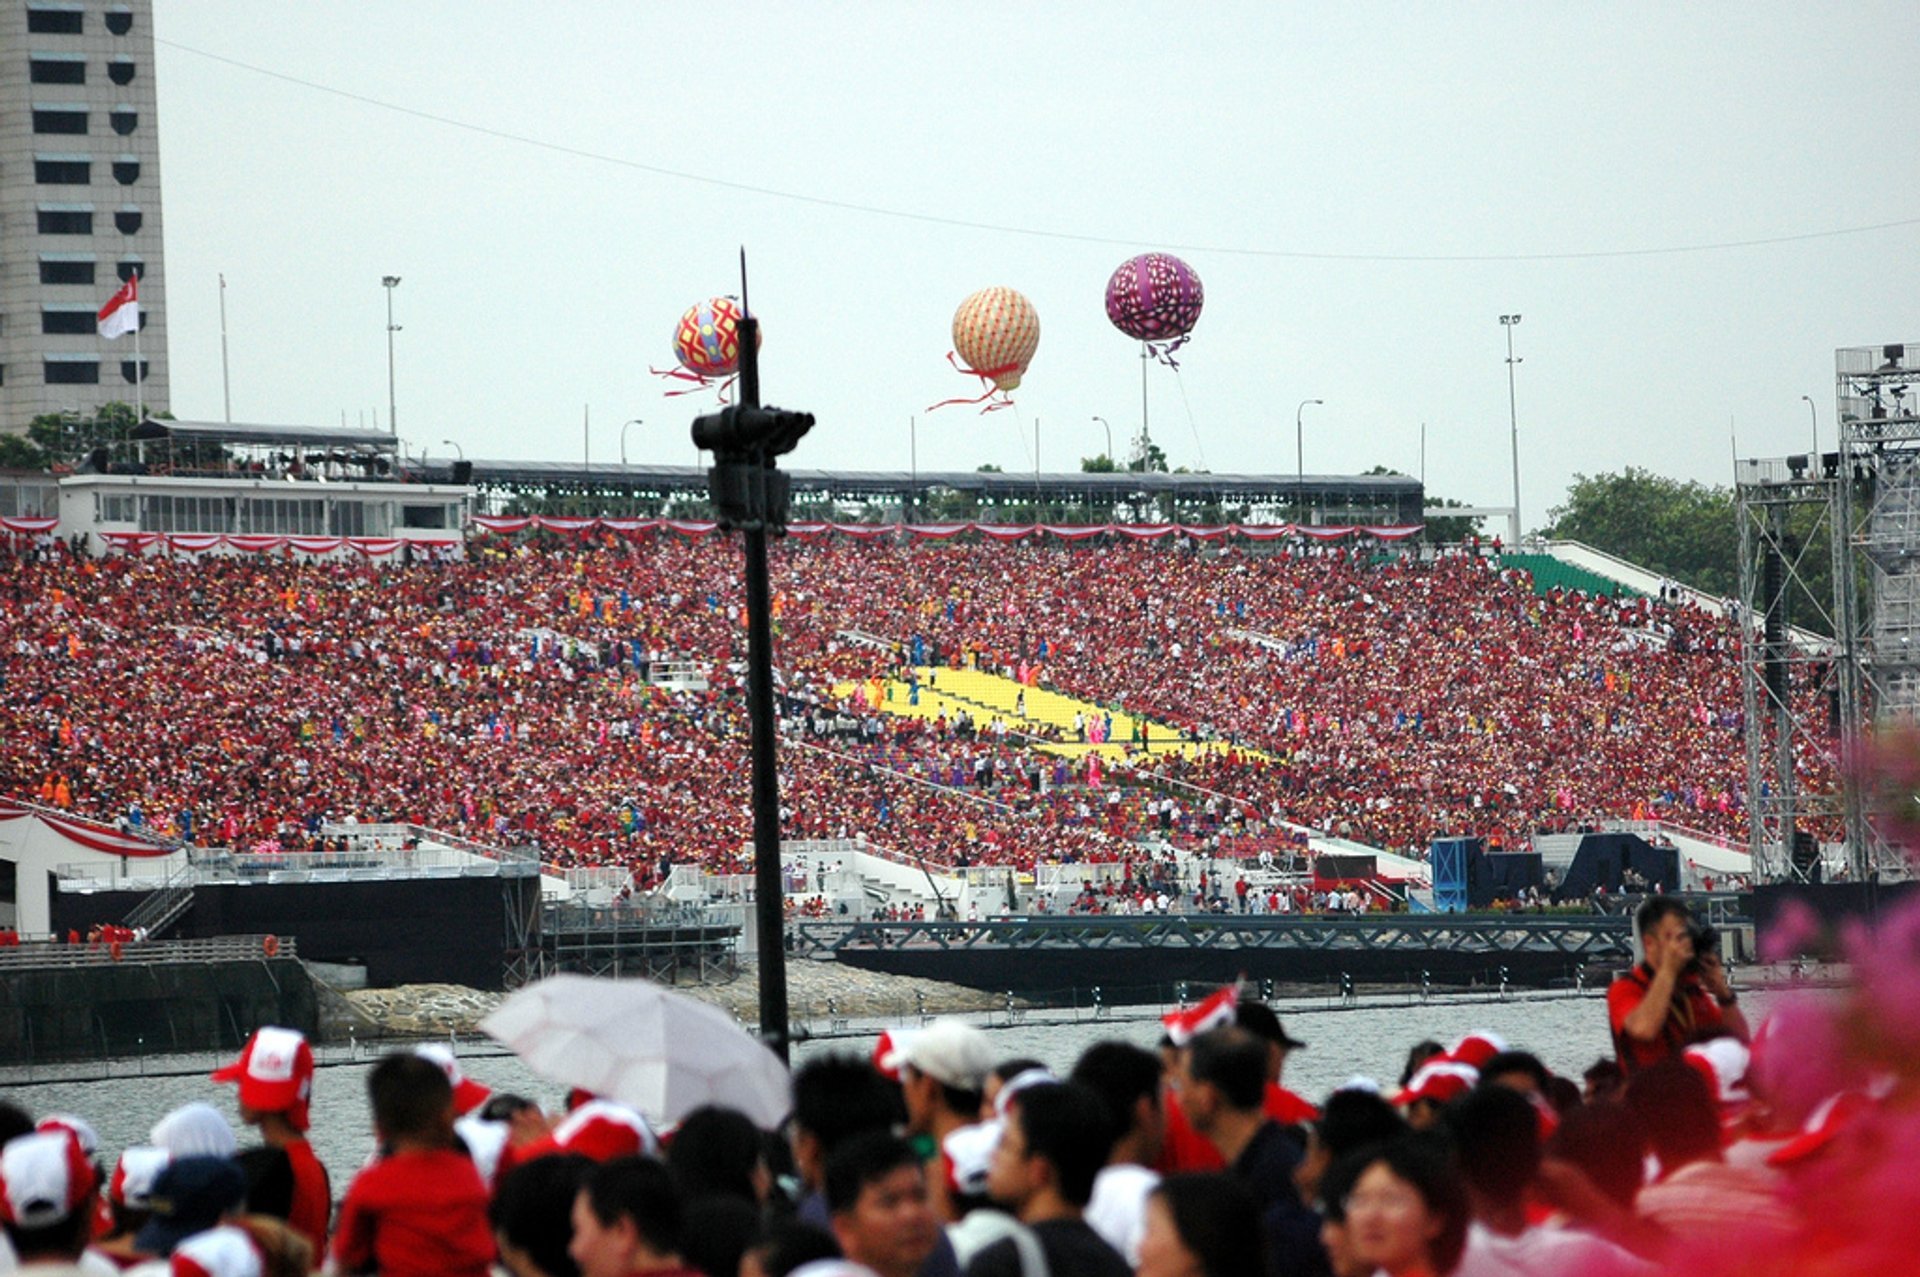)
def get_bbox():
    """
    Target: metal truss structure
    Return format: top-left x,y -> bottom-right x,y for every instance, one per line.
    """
1733,454 -> 1852,882
1835,341 -> 1920,882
